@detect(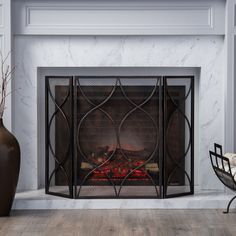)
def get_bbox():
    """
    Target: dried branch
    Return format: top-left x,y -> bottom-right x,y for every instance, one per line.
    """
0,51 -> 15,119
